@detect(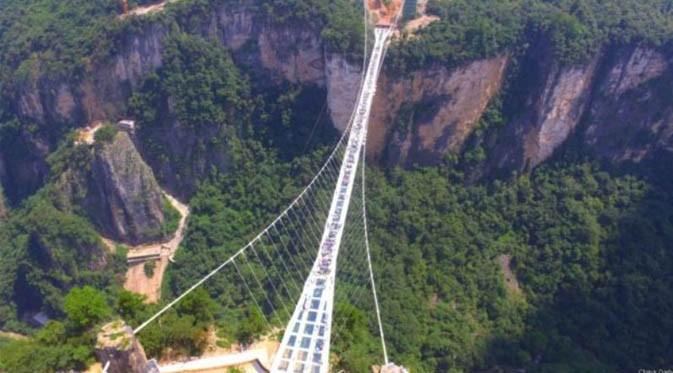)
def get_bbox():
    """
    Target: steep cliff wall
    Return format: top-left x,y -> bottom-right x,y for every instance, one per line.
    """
58,131 -> 169,245
325,54 -> 363,132
369,55 -> 508,167
15,22 -> 168,128
3,1 -> 360,202
583,46 -> 673,162
89,132 -> 168,244
484,43 -> 673,175
12,4 -> 349,128
5,0 -> 673,196
488,42 -> 601,173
